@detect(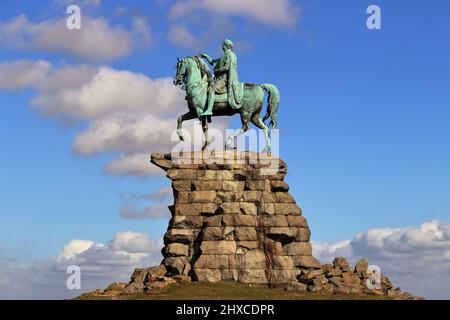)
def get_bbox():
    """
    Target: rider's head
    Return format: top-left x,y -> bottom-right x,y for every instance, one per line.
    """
222,39 -> 234,51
